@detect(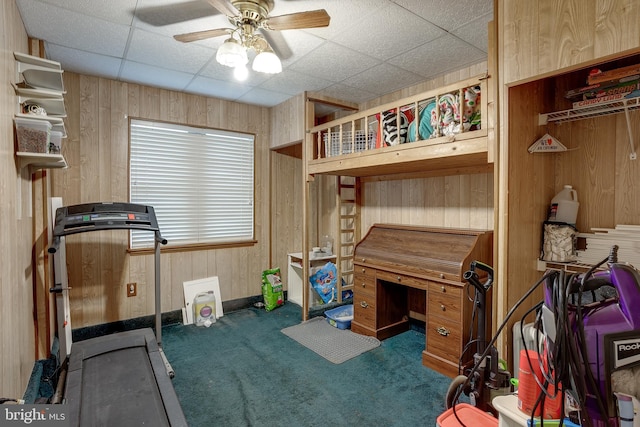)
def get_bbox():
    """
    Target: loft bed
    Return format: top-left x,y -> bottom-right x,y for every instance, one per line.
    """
306,74 -> 491,178
299,74 -> 493,321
